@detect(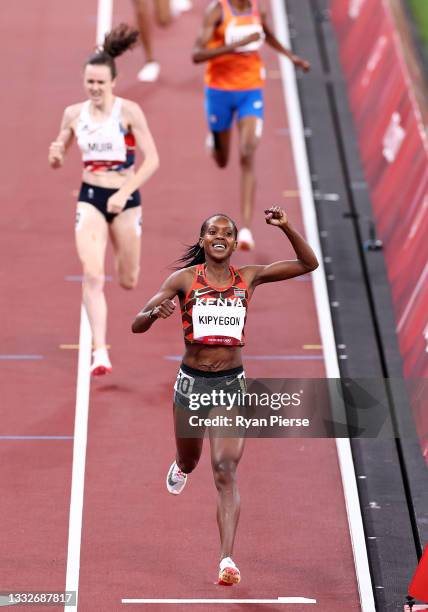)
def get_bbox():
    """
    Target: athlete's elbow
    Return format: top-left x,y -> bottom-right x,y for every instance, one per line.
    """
308,259 -> 319,272
192,50 -> 204,64
131,318 -> 143,333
